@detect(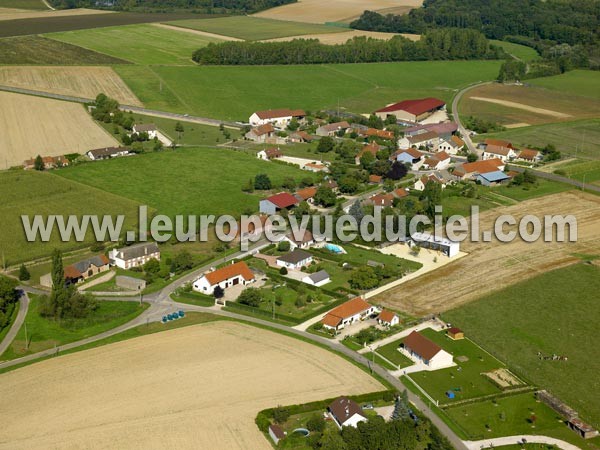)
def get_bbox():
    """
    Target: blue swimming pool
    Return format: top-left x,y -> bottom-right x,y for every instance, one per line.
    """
325,243 -> 345,254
